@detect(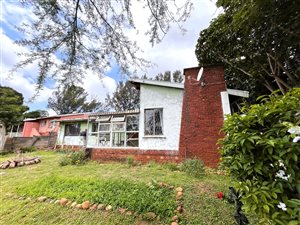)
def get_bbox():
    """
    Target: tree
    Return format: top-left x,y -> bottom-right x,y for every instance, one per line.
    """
105,81 -> 139,112
48,84 -> 106,114
24,110 -> 49,119
13,0 -> 192,90
154,70 -> 183,82
0,87 -> 29,133
195,0 -> 300,100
